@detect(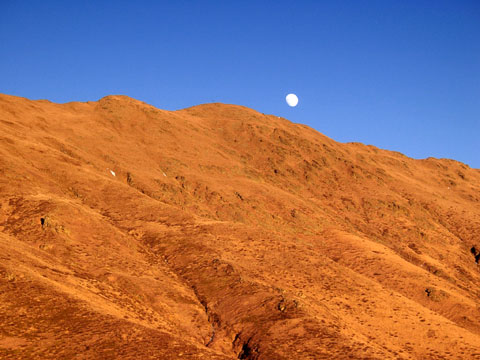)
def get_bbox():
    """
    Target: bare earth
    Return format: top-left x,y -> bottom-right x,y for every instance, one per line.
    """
0,93 -> 479,359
